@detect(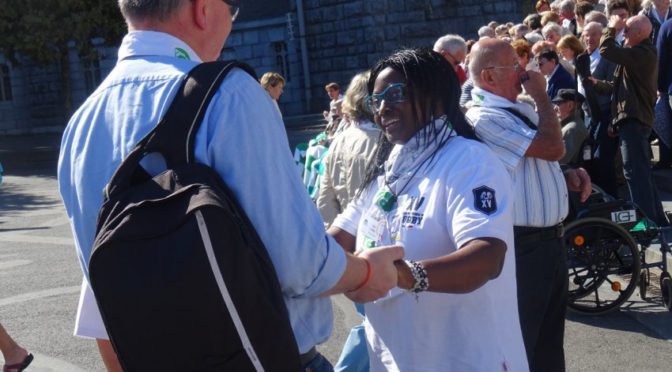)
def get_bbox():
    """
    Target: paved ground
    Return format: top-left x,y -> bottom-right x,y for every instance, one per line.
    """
2,128 -> 672,371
